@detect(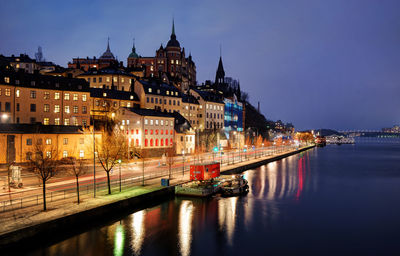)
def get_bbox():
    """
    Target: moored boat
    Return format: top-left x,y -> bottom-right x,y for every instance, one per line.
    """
219,175 -> 249,197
